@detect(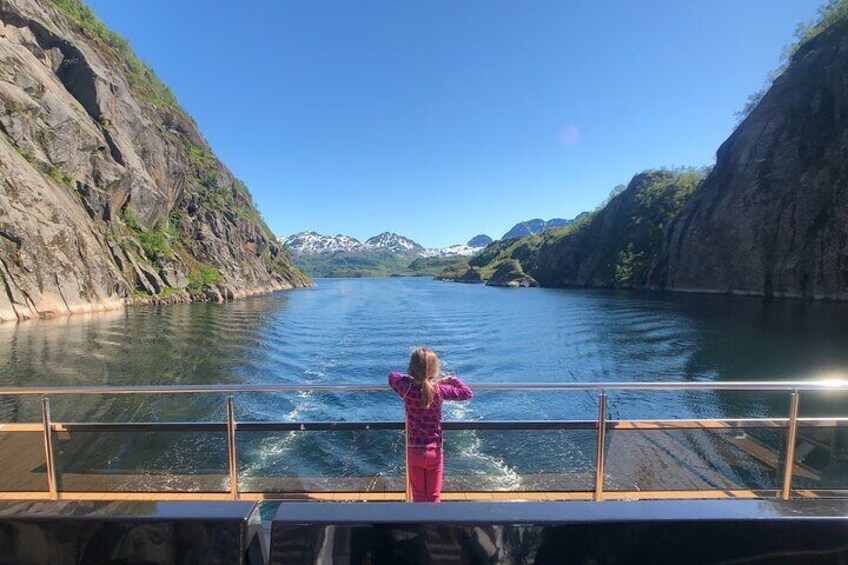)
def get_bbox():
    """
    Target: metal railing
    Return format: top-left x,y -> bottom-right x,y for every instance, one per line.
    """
0,380 -> 846,502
